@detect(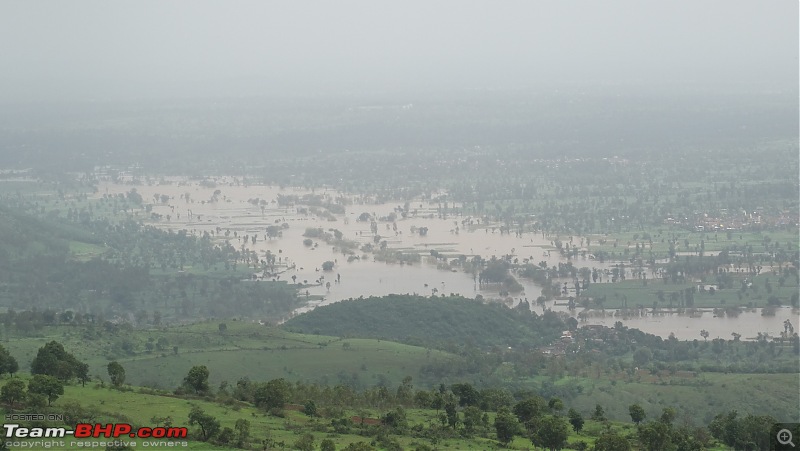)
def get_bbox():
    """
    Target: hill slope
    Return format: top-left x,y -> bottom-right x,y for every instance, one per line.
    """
3,321 -> 459,390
